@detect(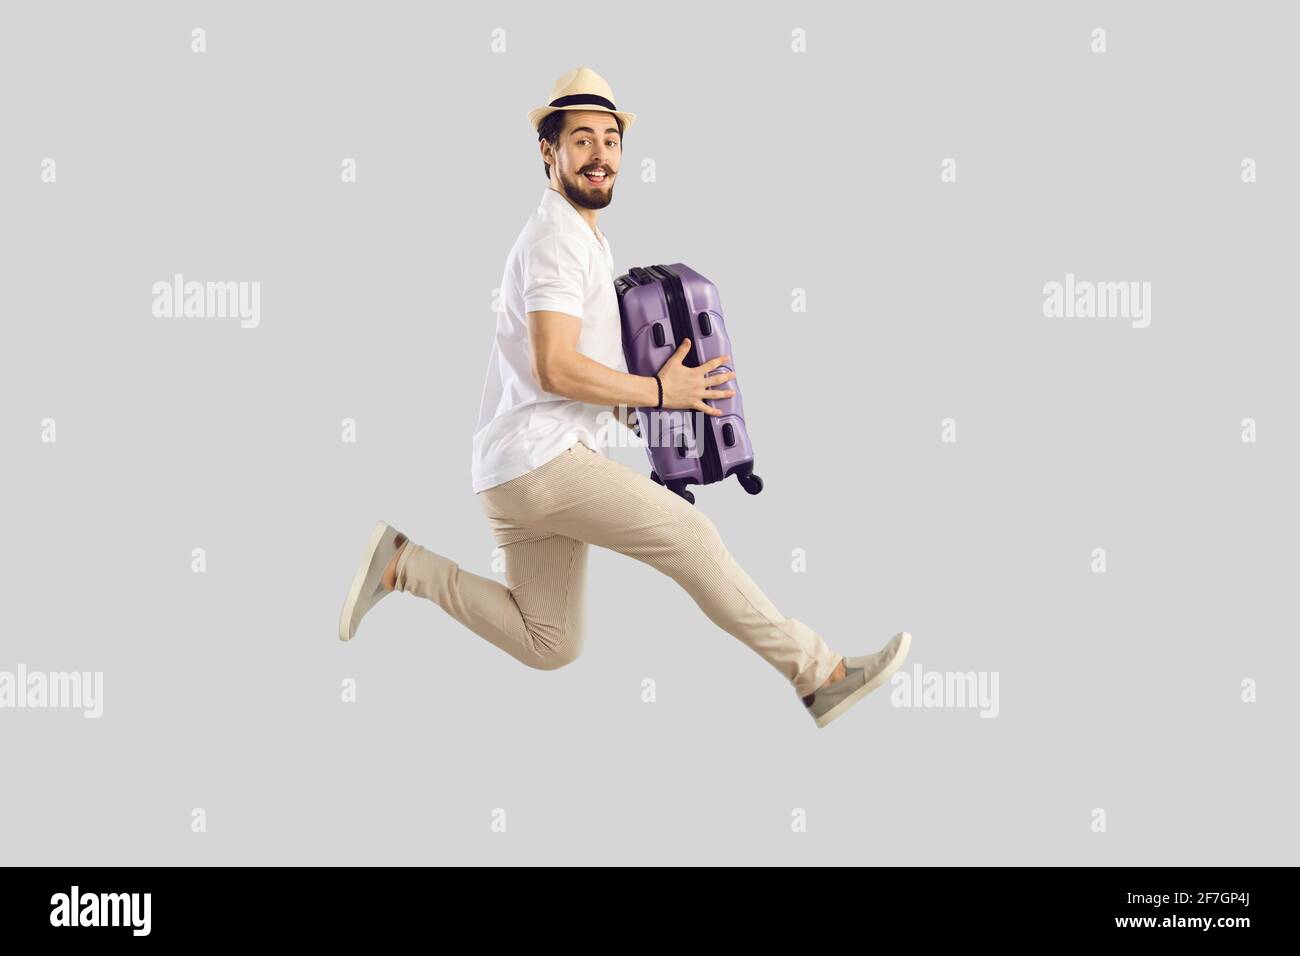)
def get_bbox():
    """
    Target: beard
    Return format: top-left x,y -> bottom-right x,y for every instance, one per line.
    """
559,162 -> 615,210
